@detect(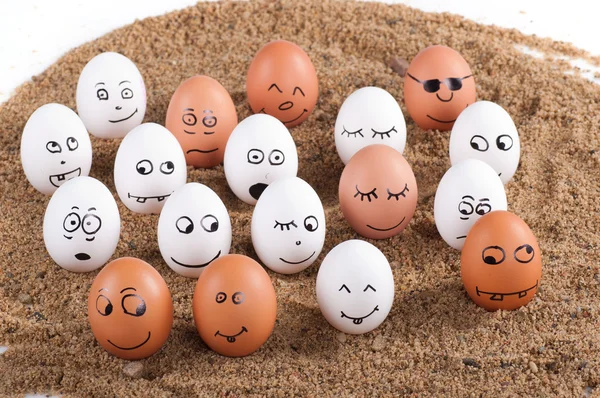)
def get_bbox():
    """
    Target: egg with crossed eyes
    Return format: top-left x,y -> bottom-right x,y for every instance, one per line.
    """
158,183 -> 232,278
334,87 -> 407,165
114,123 -> 187,214
76,52 -> 146,138
449,101 -> 521,184
251,177 -> 325,274
43,176 -> 120,272
316,240 -> 394,334
339,144 -> 418,239
434,159 -> 507,250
